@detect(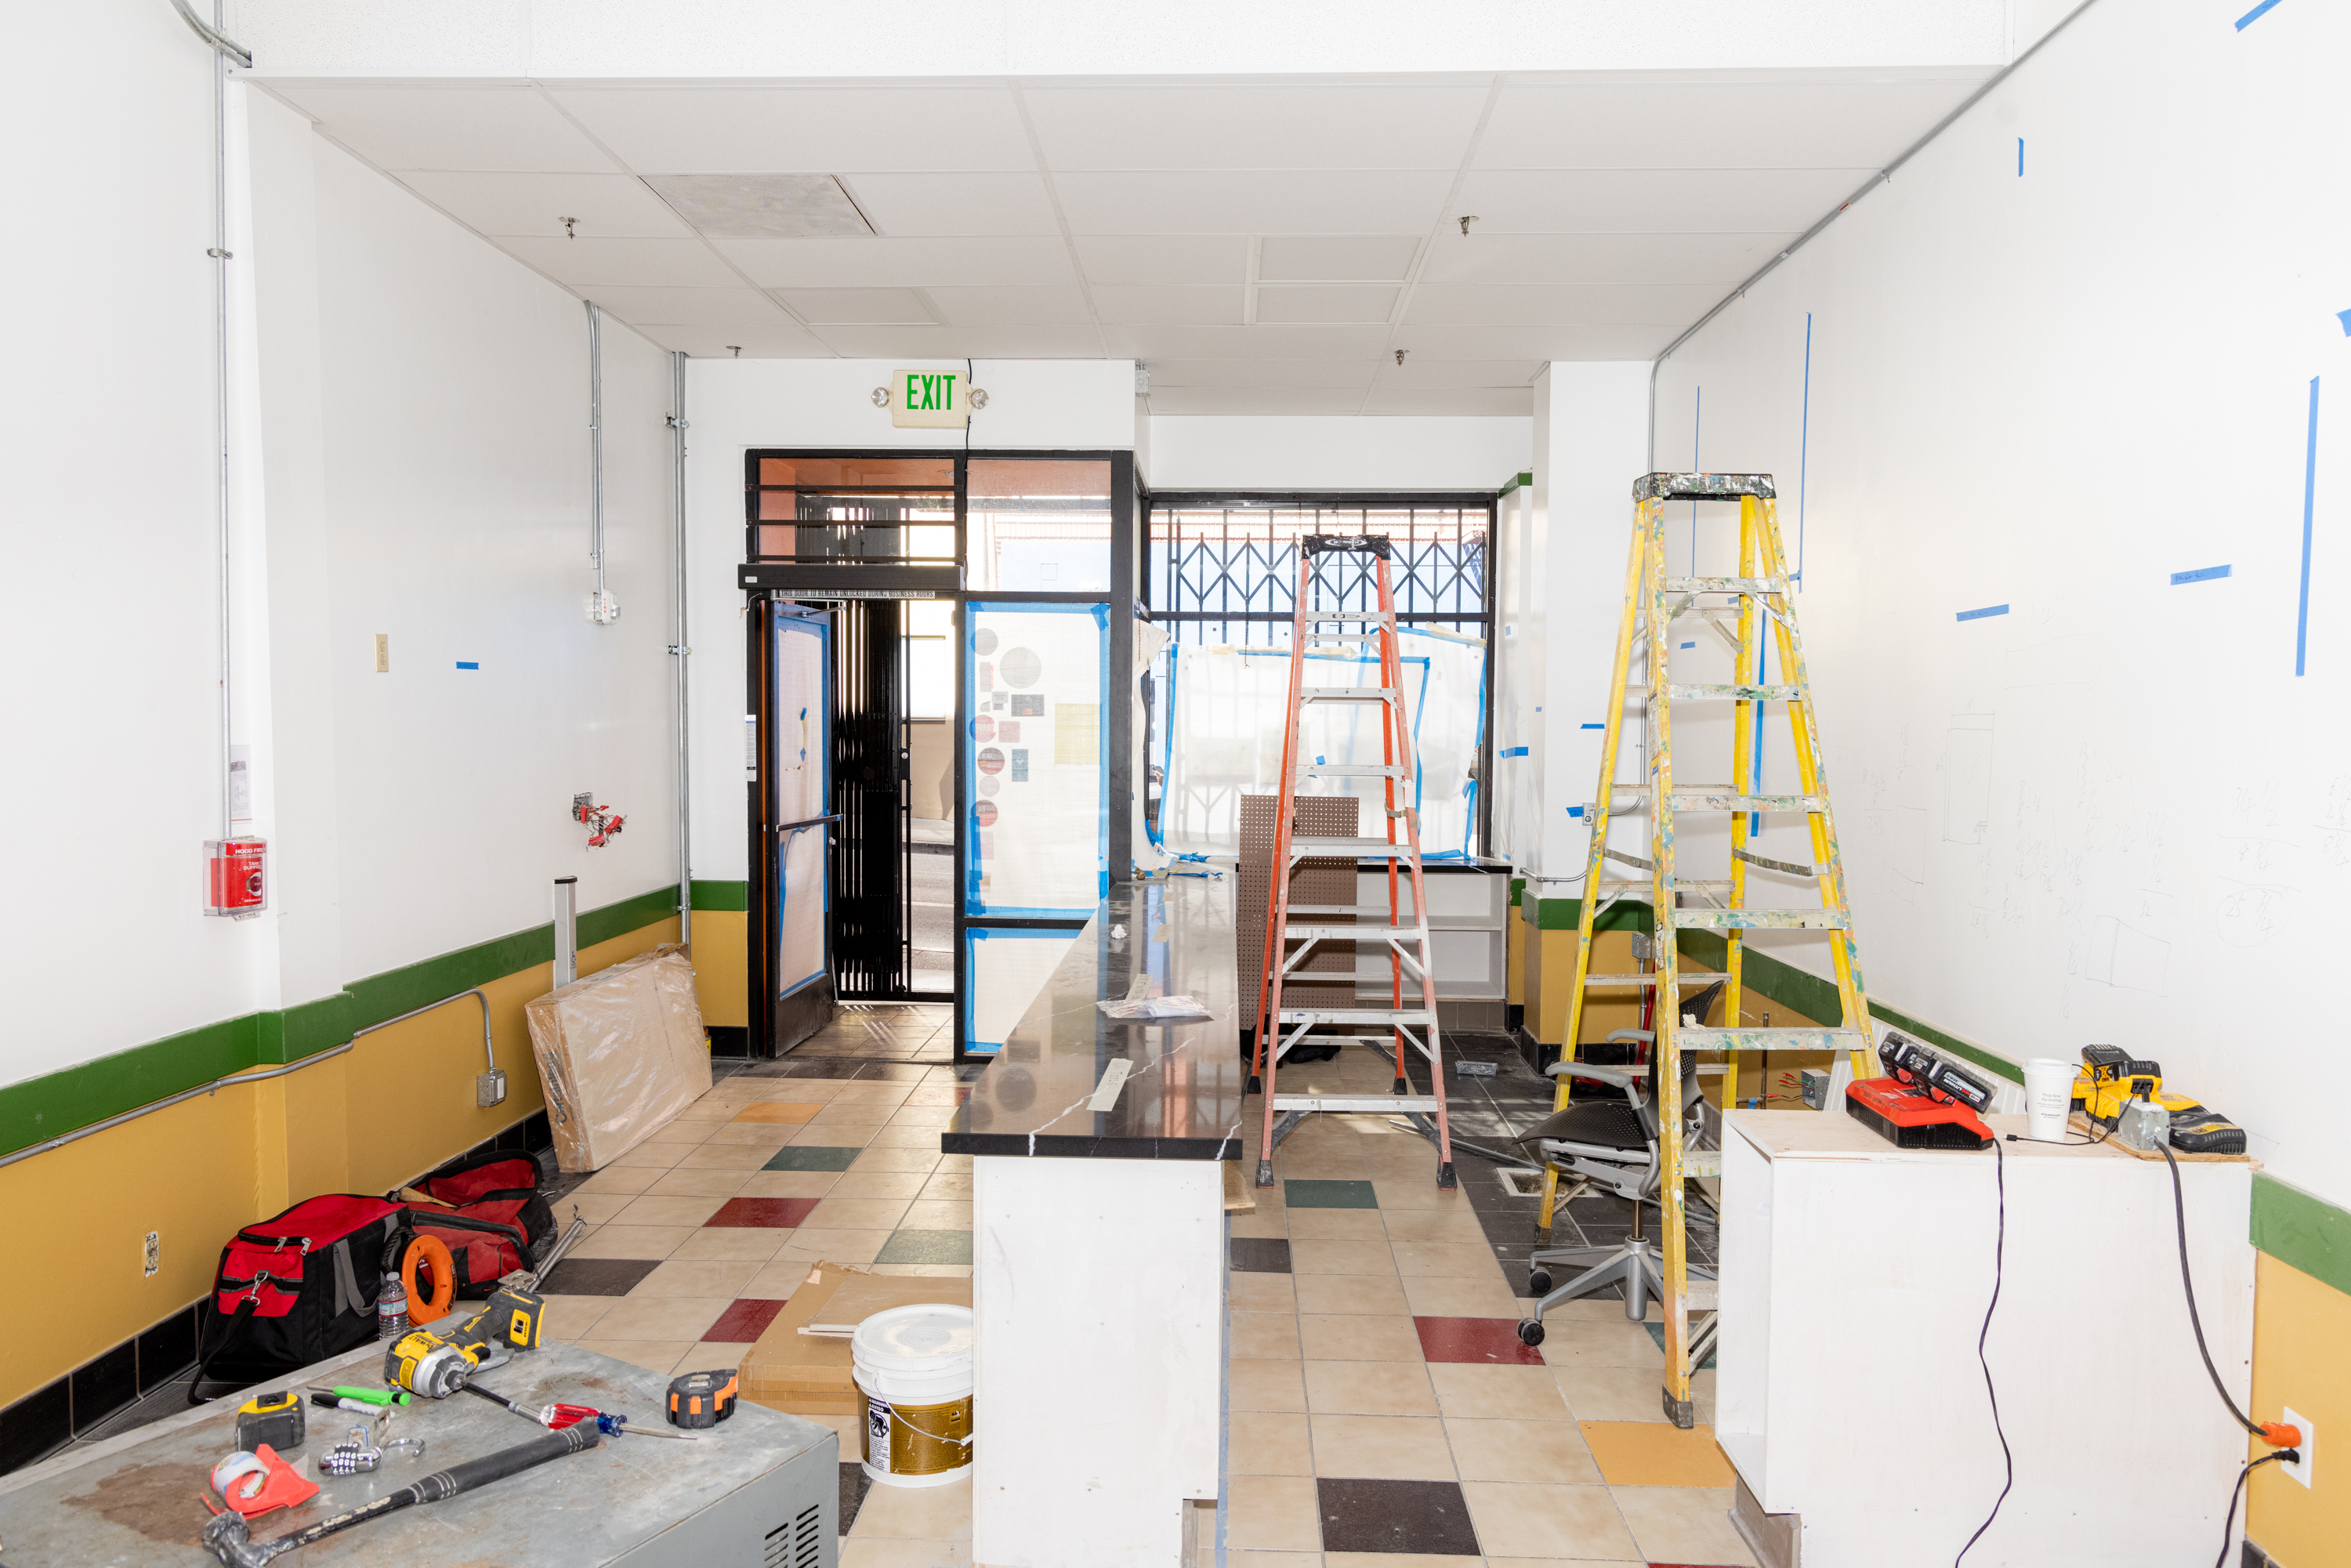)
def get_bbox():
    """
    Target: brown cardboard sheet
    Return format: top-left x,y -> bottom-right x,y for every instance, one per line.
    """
525,944 -> 711,1173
